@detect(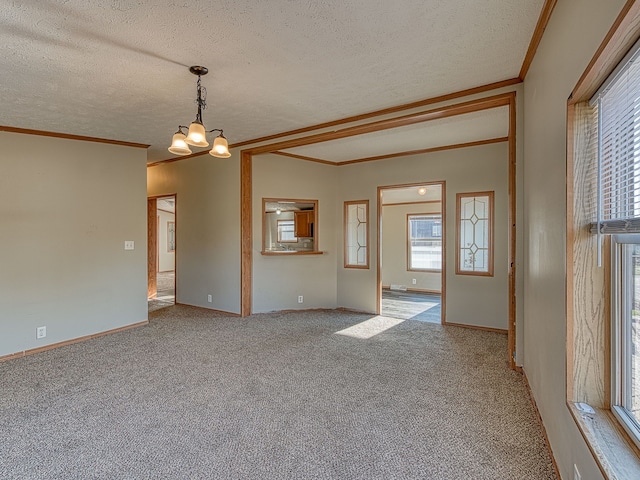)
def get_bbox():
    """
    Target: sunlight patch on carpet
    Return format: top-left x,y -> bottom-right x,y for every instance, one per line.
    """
335,315 -> 405,339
